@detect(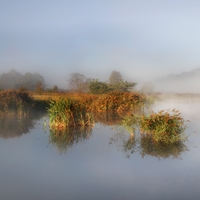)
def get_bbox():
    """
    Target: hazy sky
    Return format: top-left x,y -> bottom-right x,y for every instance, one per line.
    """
1,0 -> 200,87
